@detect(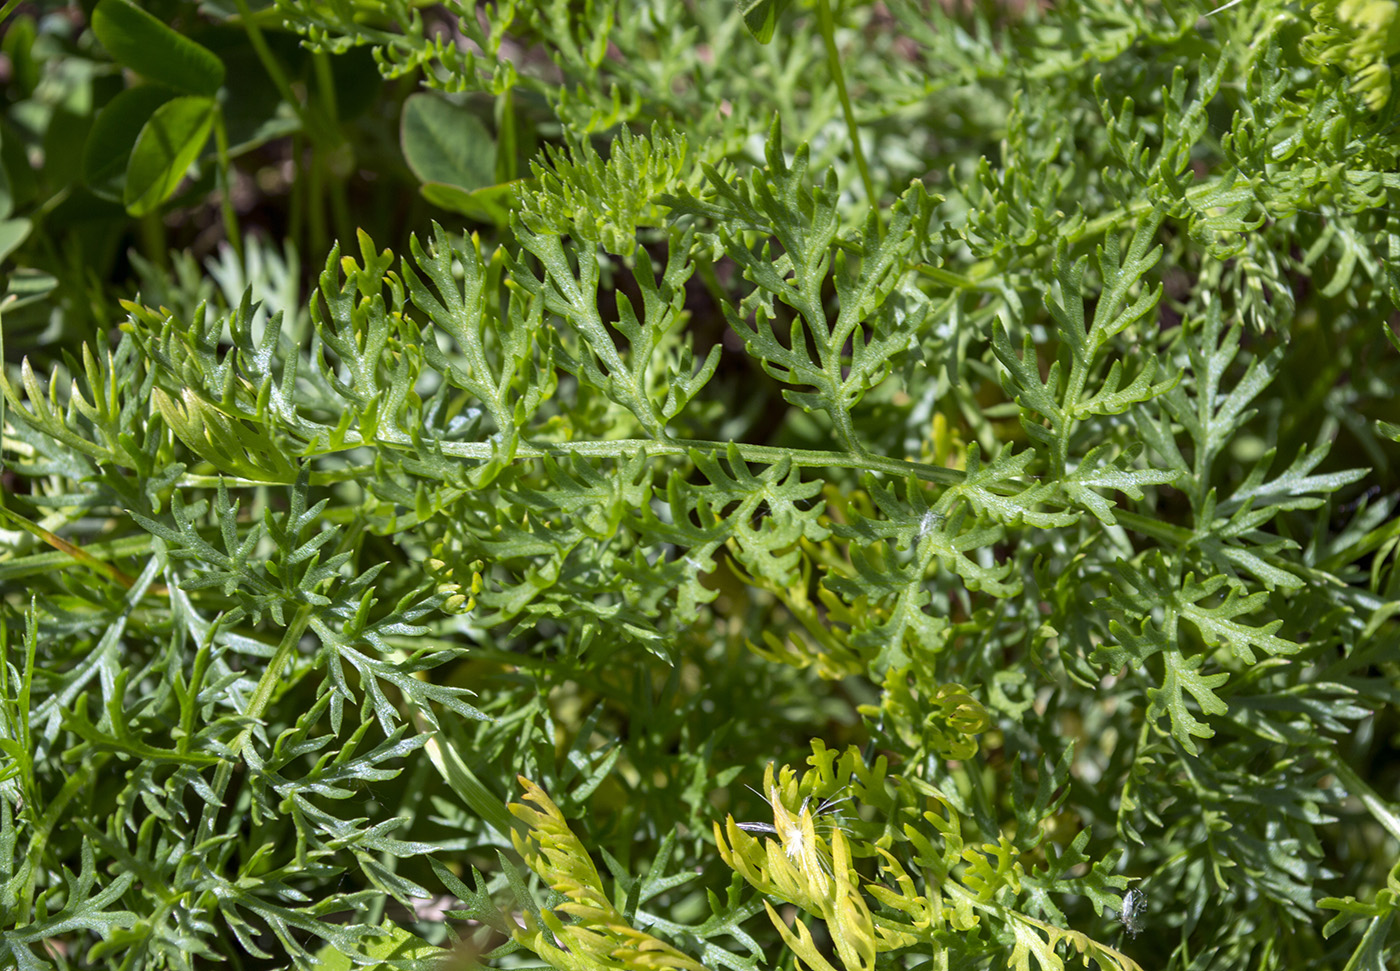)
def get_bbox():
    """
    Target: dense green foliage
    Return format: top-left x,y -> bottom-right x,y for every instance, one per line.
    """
2,0 -> 1400,969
